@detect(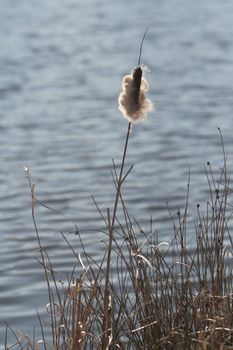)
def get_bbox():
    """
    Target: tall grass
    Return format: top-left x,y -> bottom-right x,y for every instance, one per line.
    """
5,127 -> 233,350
